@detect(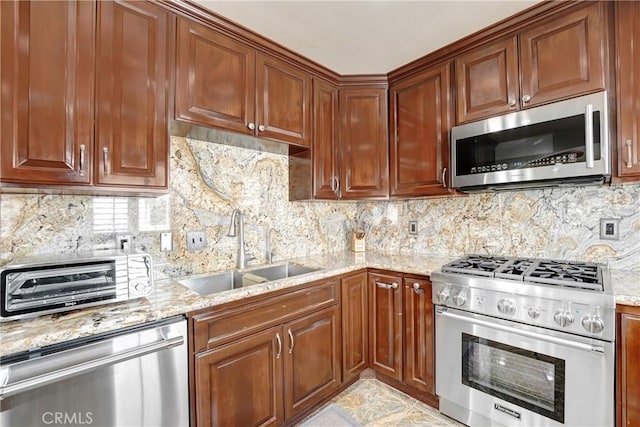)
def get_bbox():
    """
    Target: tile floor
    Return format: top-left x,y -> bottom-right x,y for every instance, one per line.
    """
304,378 -> 465,427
